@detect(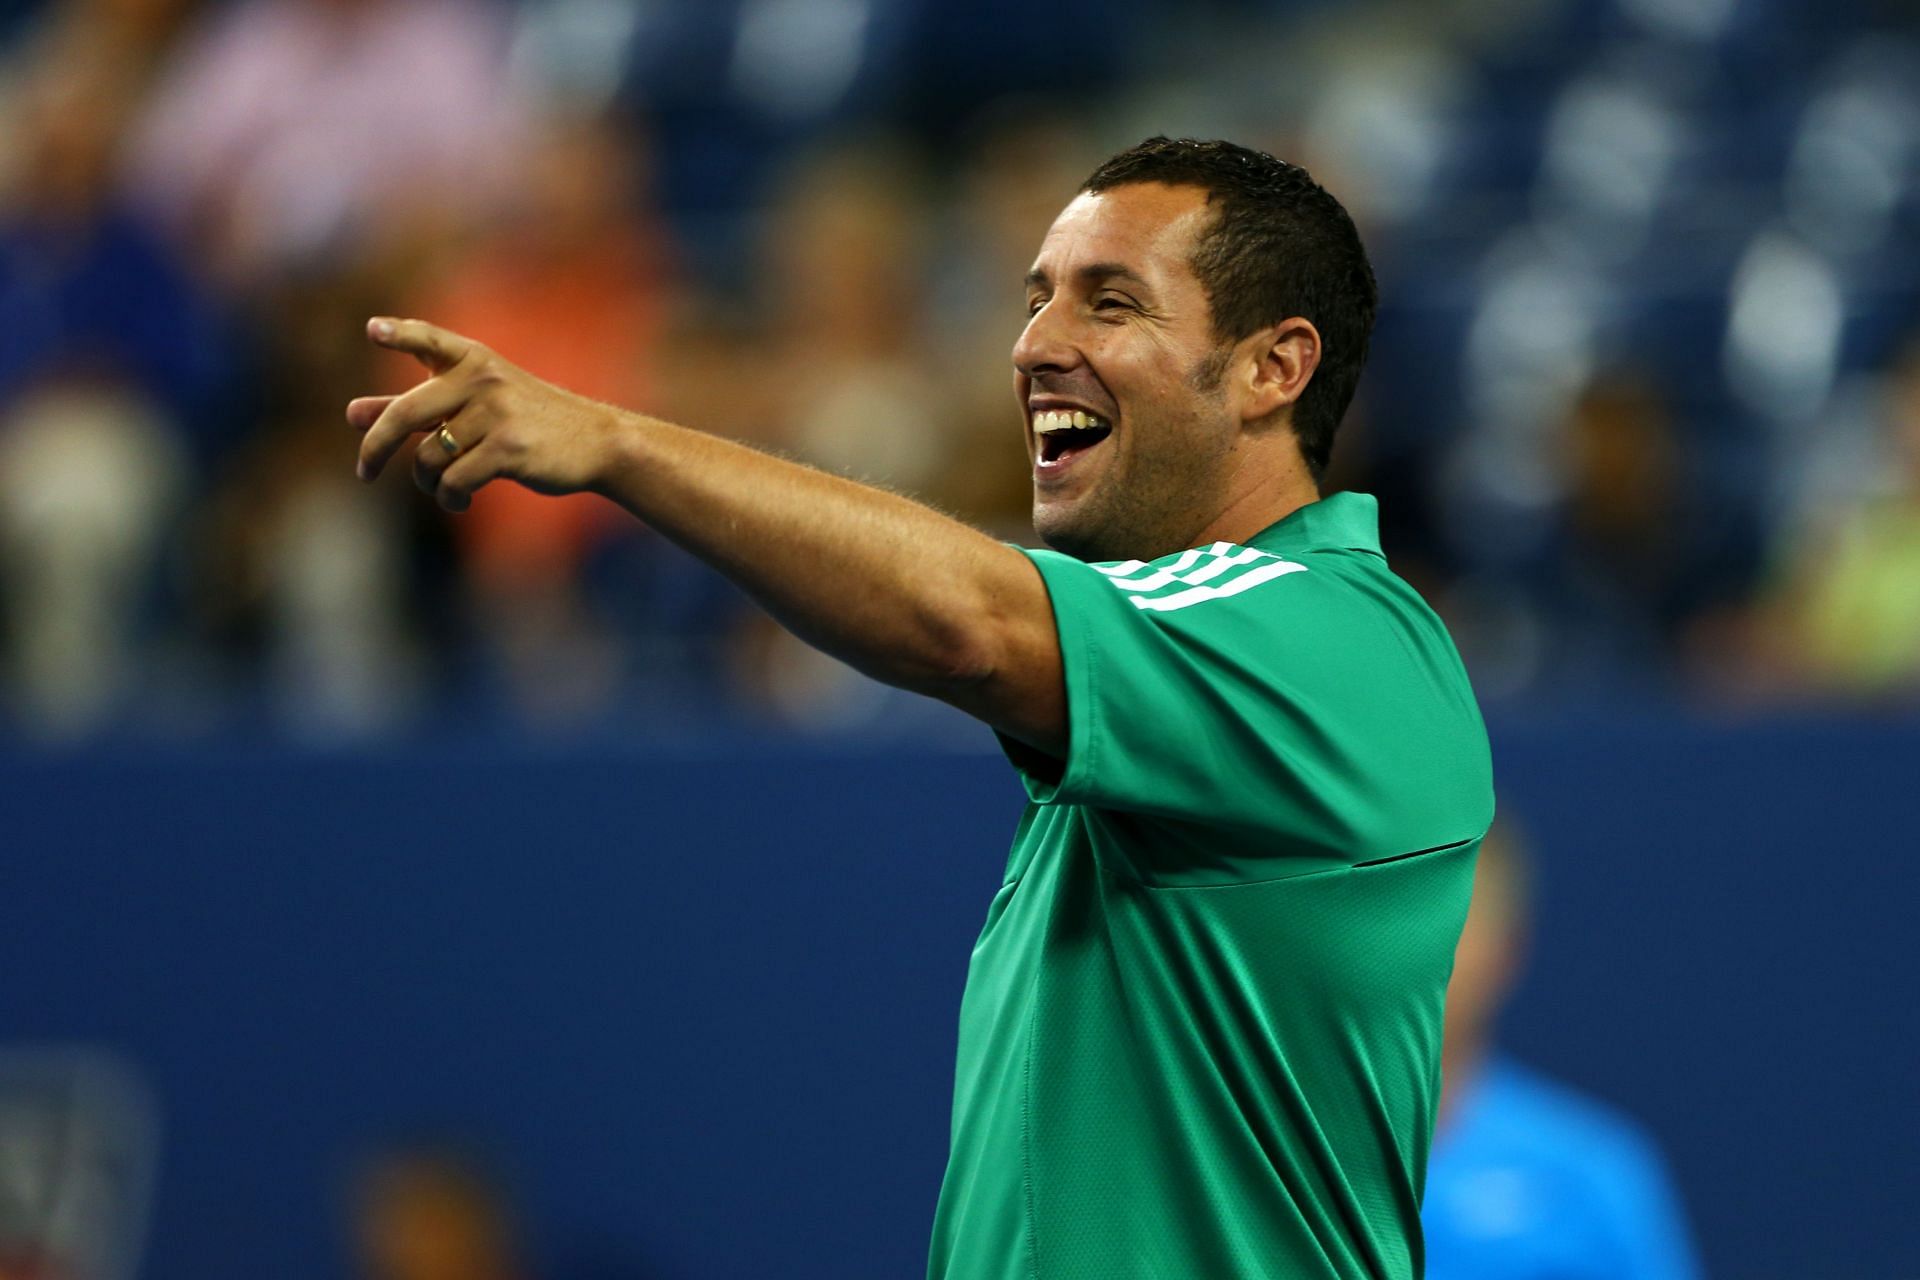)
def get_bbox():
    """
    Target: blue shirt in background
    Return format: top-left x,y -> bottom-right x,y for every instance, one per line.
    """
1423,1056 -> 1703,1280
